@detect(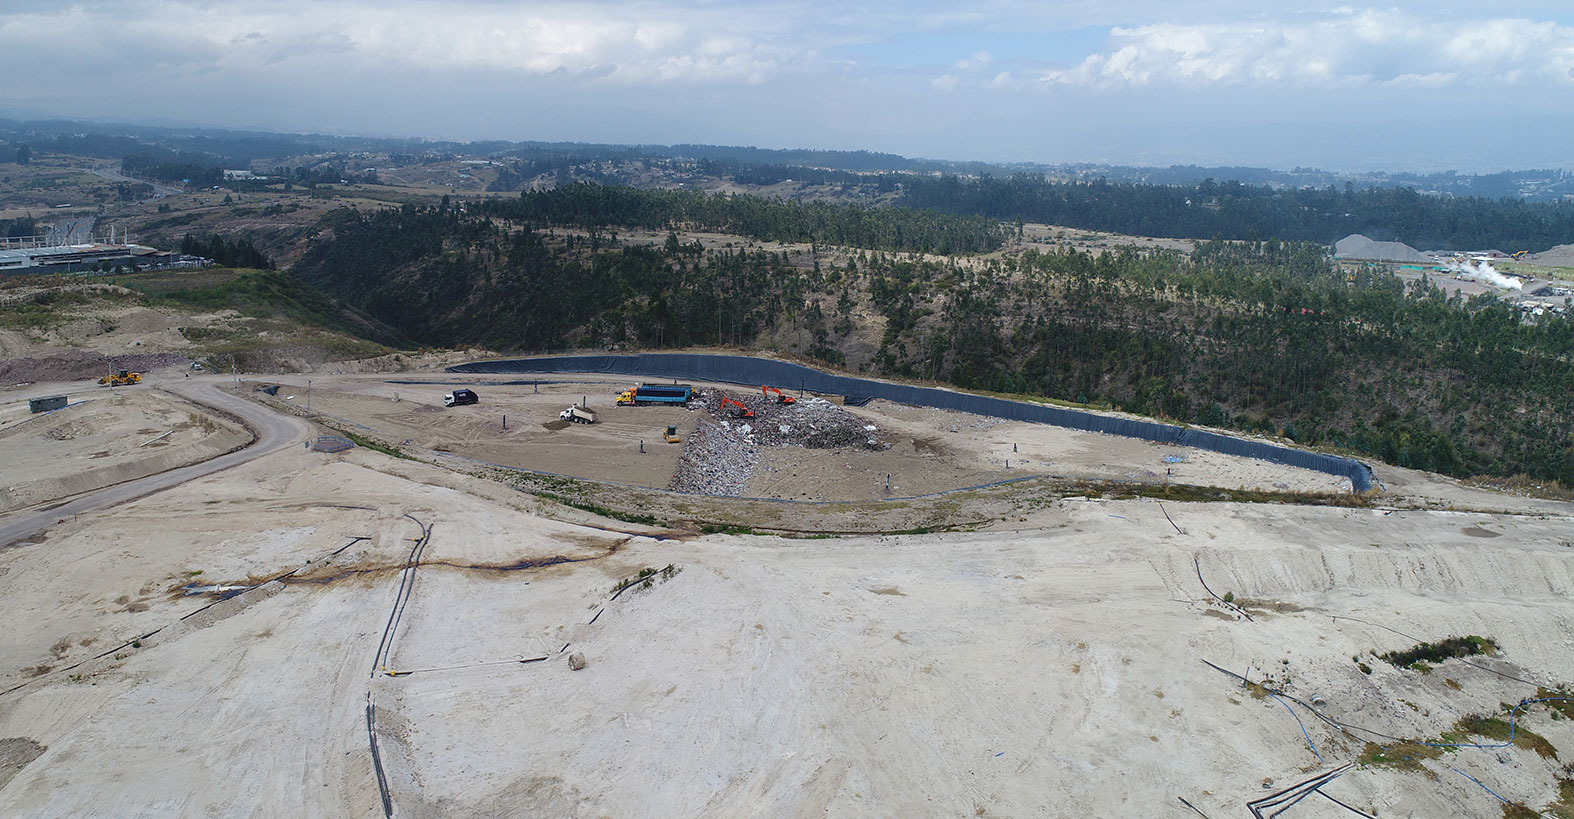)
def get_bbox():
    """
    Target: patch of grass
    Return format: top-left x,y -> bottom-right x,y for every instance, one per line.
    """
321,424 -> 412,460
1051,479 -> 1366,507
1539,688 -> 1574,721
1358,740 -> 1445,774
1380,635 -> 1498,669
534,492 -> 662,526
699,523 -> 758,535
611,564 -> 682,595
1457,714 -> 1558,760
1503,802 -> 1541,819
1546,779 -> 1574,819
111,267 -> 403,347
